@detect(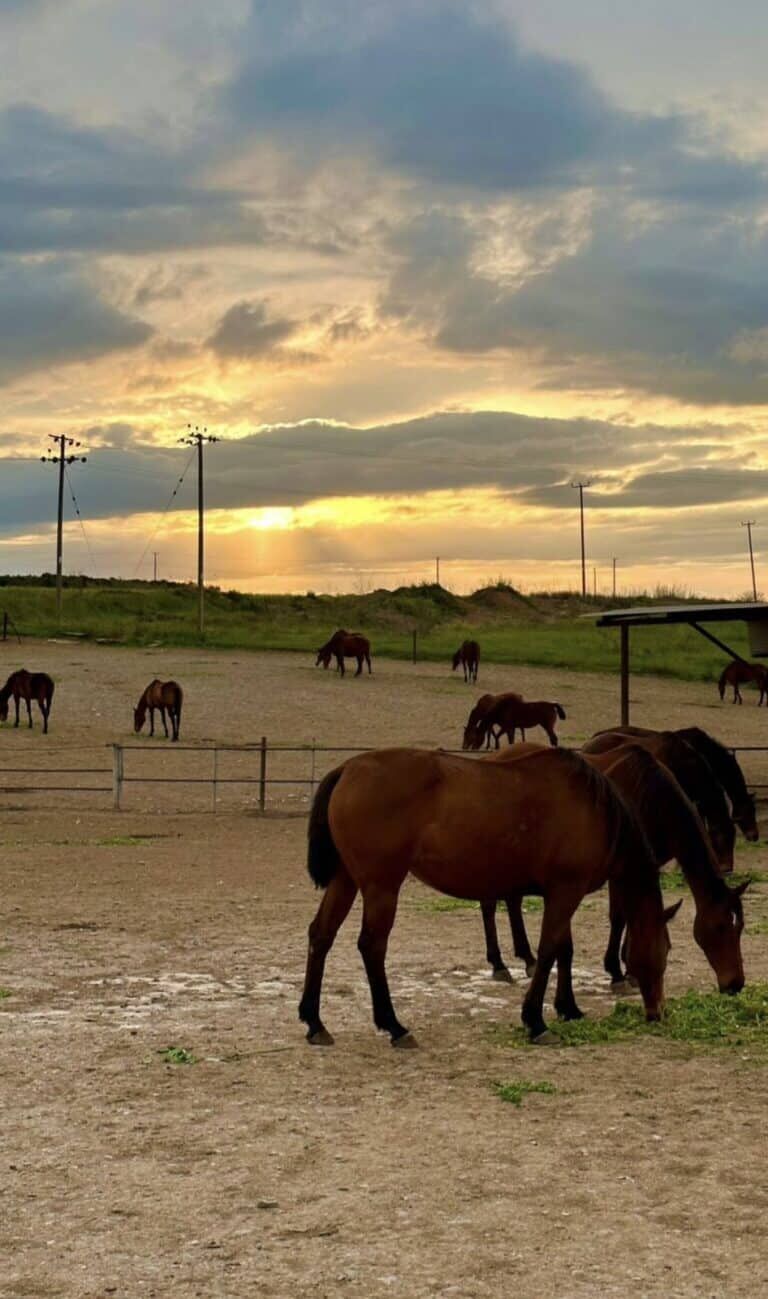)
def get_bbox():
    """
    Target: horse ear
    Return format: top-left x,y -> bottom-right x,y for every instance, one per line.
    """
663,898 -> 683,924
732,879 -> 750,898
